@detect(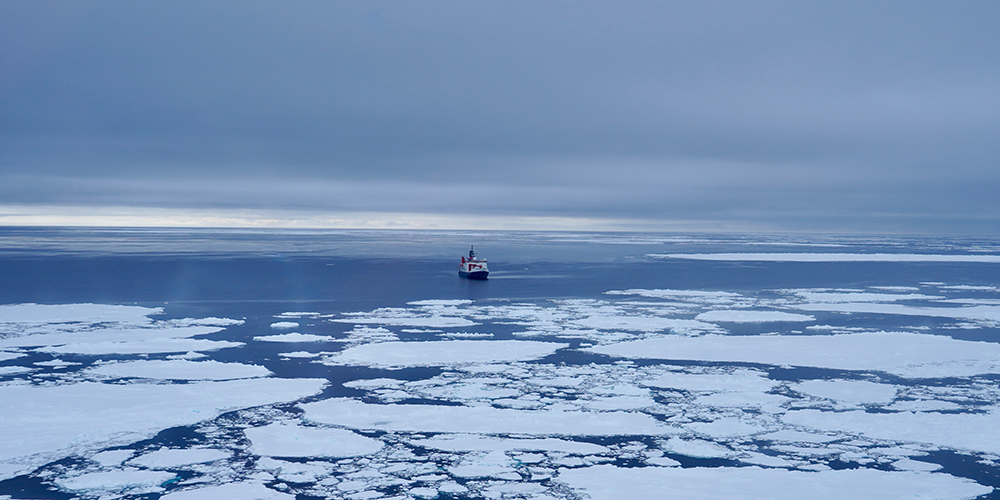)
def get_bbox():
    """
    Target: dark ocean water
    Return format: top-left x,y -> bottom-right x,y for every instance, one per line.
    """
2,227 -> 1000,499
